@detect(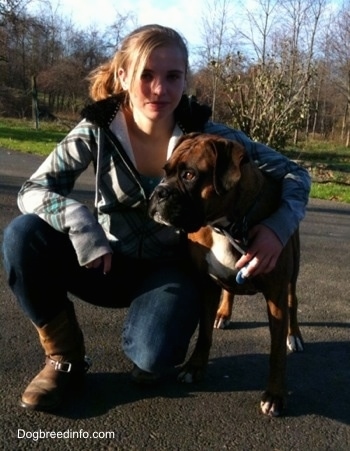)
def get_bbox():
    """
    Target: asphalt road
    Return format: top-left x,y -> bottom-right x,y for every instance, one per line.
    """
0,147 -> 349,450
